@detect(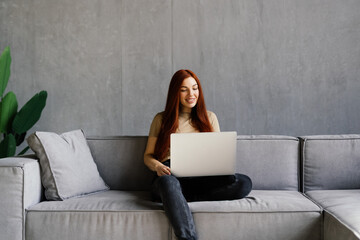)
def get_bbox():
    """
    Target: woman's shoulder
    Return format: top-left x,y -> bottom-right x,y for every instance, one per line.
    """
206,110 -> 220,132
153,111 -> 164,120
151,111 -> 165,126
149,111 -> 164,137
206,110 -> 217,119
